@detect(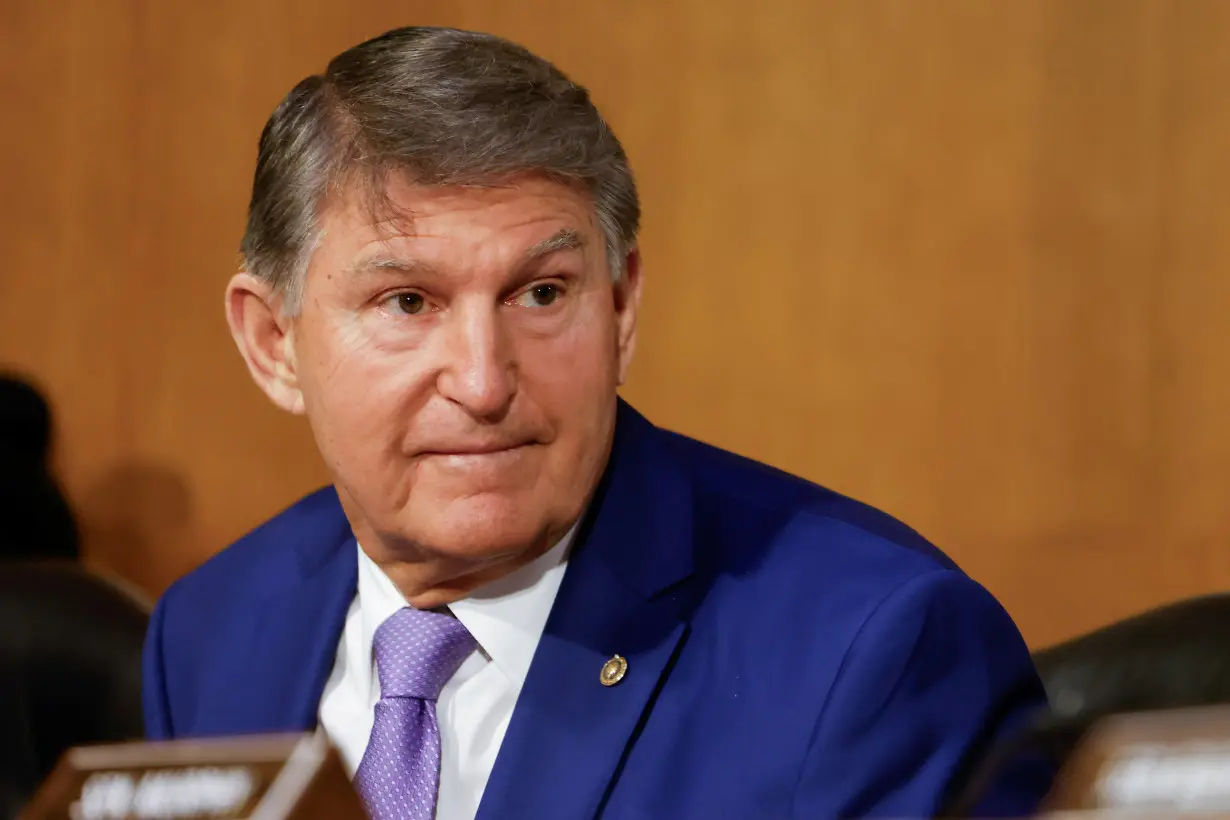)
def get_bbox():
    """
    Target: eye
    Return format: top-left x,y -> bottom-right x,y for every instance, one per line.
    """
387,292 -> 427,315
513,283 -> 562,308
